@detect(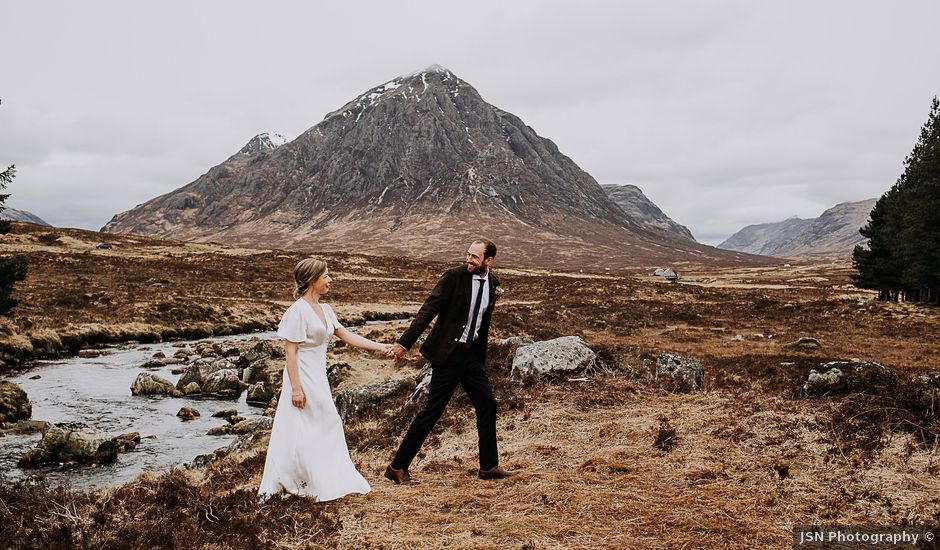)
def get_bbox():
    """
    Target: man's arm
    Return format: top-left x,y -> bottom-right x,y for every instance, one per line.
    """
397,270 -> 455,351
